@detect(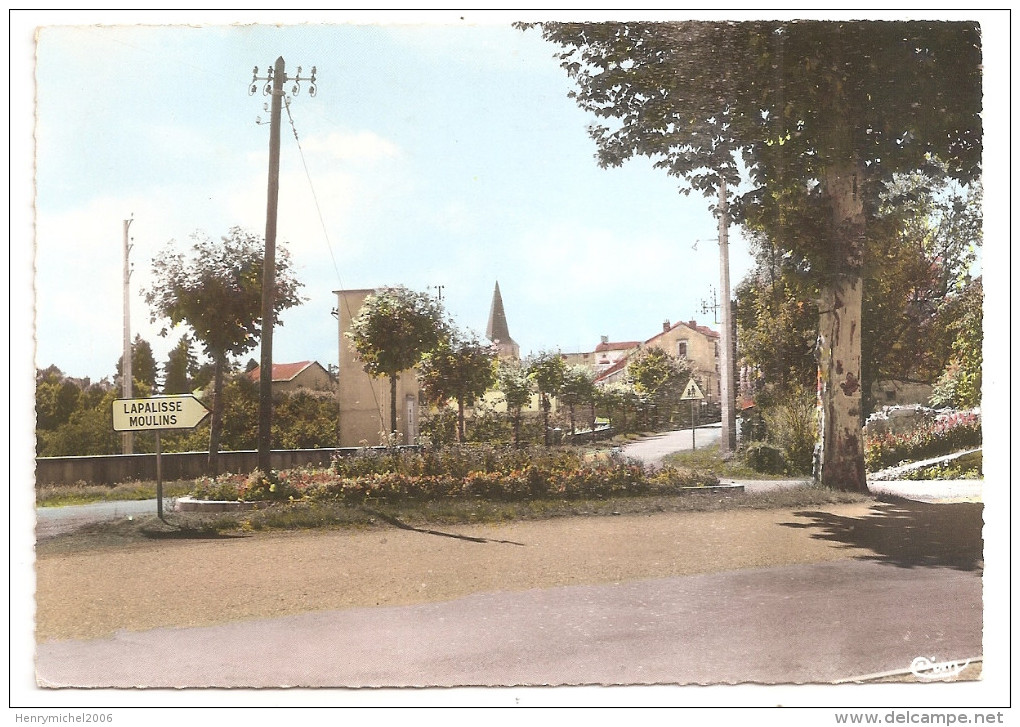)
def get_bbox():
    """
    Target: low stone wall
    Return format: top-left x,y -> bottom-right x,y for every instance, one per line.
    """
35,448 -> 379,486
